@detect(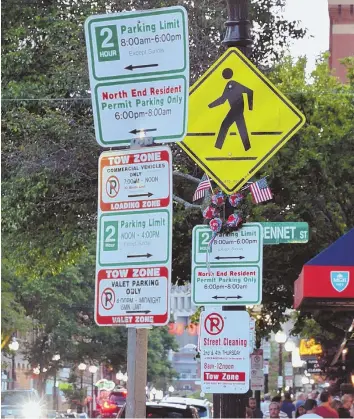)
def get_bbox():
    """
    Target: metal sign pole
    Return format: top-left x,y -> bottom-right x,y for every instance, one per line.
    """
125,136 -> 154,418
220,1 -> 252,418
126,328 -> 149,418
